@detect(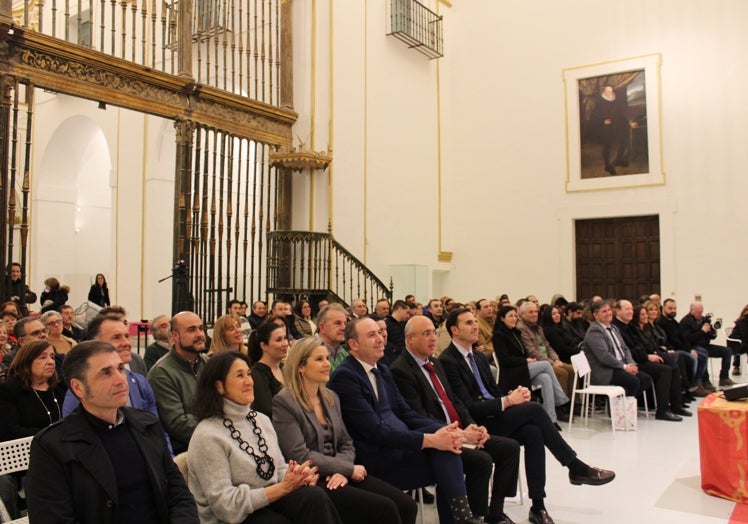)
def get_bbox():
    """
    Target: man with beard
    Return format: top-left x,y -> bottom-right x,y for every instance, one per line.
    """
656,299 -> 709,396
148,311 -> 208,453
